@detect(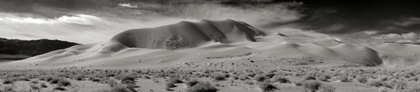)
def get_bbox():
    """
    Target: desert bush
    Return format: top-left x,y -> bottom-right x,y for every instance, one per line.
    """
166,82 -> 177,91
367,80 -> 385,87
58,79 -> 71,86
30,84 -> 40,91
40,83 -> 48,88
255,75 -> 268,82
380,77 -> 389,81
140,75 -> 149,79
295,82 -> 303,86
336,75 -> 351,82
187,82 -> 218,92
31,80 -> 39,84
167,76 -> 183,84
186,79 -> 200,87
49,77 -> 62,84
317,84 -> 336,92
302,80 -> 322,92
75,75 -> 85,81
53,86 -> 66,91
389,81 -> 407,91
3,78 -> 14,84
105,79 -> 119,87
238,74 -> 249,81
120,75 -> 136,86
90,77 -> 102,82
17,77 -> 30,81
115,74 -> 136,81
303,74 -> 317,81
263,73 -> 276,79
258,82 -> 278,92
355,75 -> 368,83
317,74 -> 330,82
271,76 -> 291,83
211,73 -> 226,81
109,85 -> 134,92
245,80 -> 254,85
